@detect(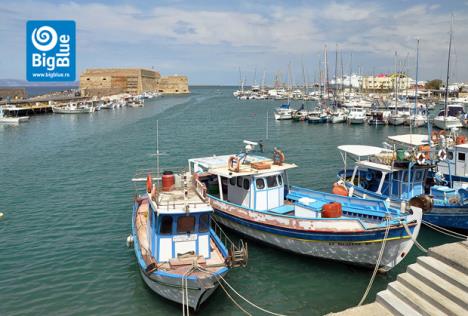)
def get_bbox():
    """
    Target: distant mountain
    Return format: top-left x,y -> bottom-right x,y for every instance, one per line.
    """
0,79 -> 79,87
